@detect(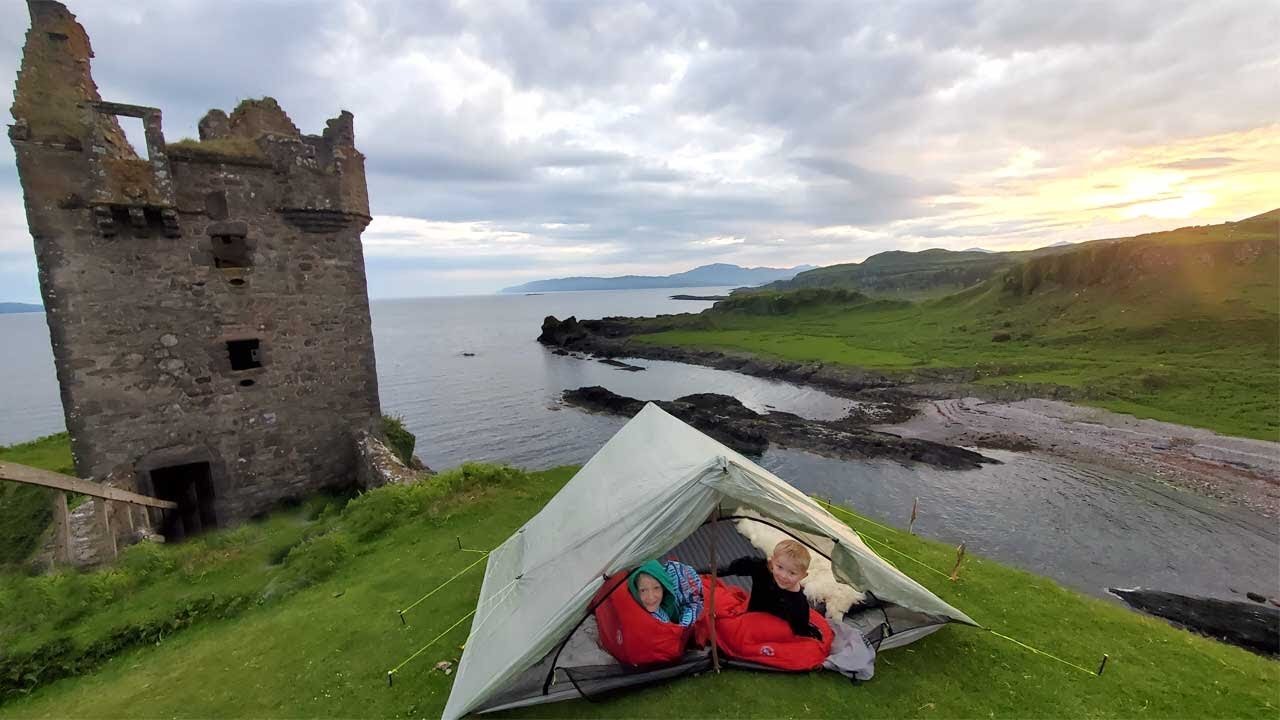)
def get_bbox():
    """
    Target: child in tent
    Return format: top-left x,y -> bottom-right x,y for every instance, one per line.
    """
628,559 -> 704,626
719,539 -> 822,640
